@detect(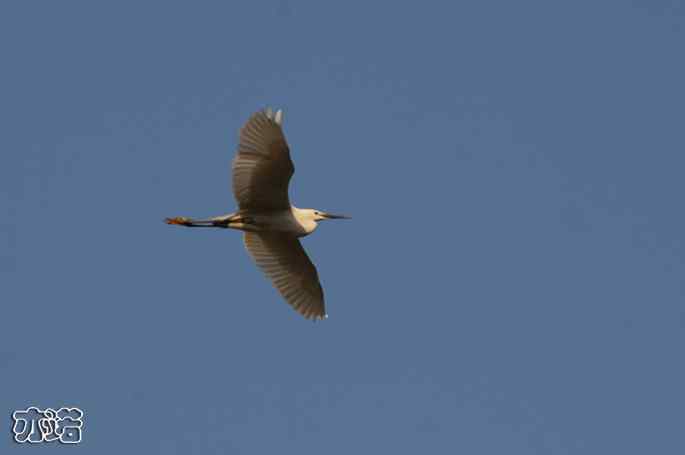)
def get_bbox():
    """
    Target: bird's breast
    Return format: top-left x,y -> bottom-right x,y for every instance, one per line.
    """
246,211 -> 313,237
